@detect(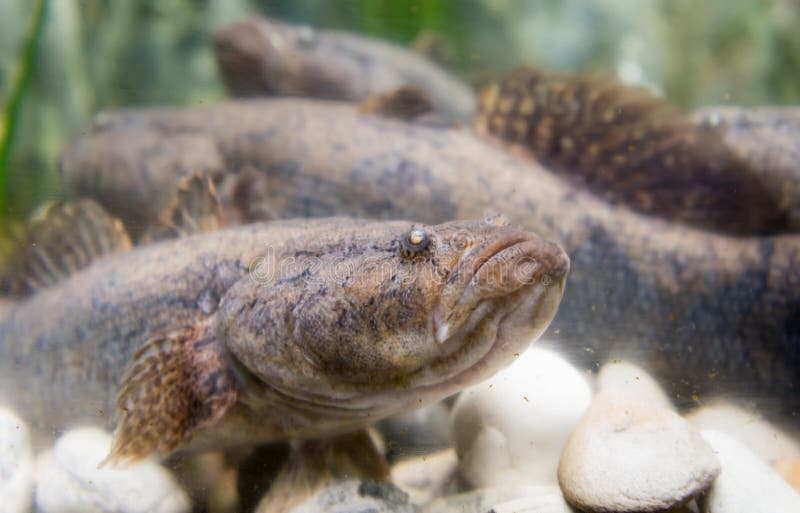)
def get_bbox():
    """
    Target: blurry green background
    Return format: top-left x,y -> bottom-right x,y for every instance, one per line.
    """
1,0 -> 799,235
